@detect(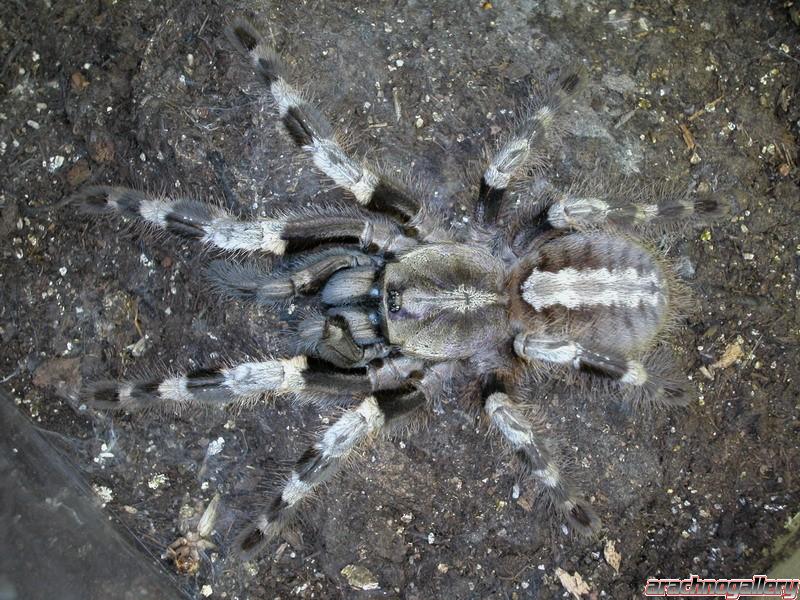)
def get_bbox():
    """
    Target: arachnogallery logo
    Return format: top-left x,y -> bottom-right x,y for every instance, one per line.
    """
644,575 -> 799,599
